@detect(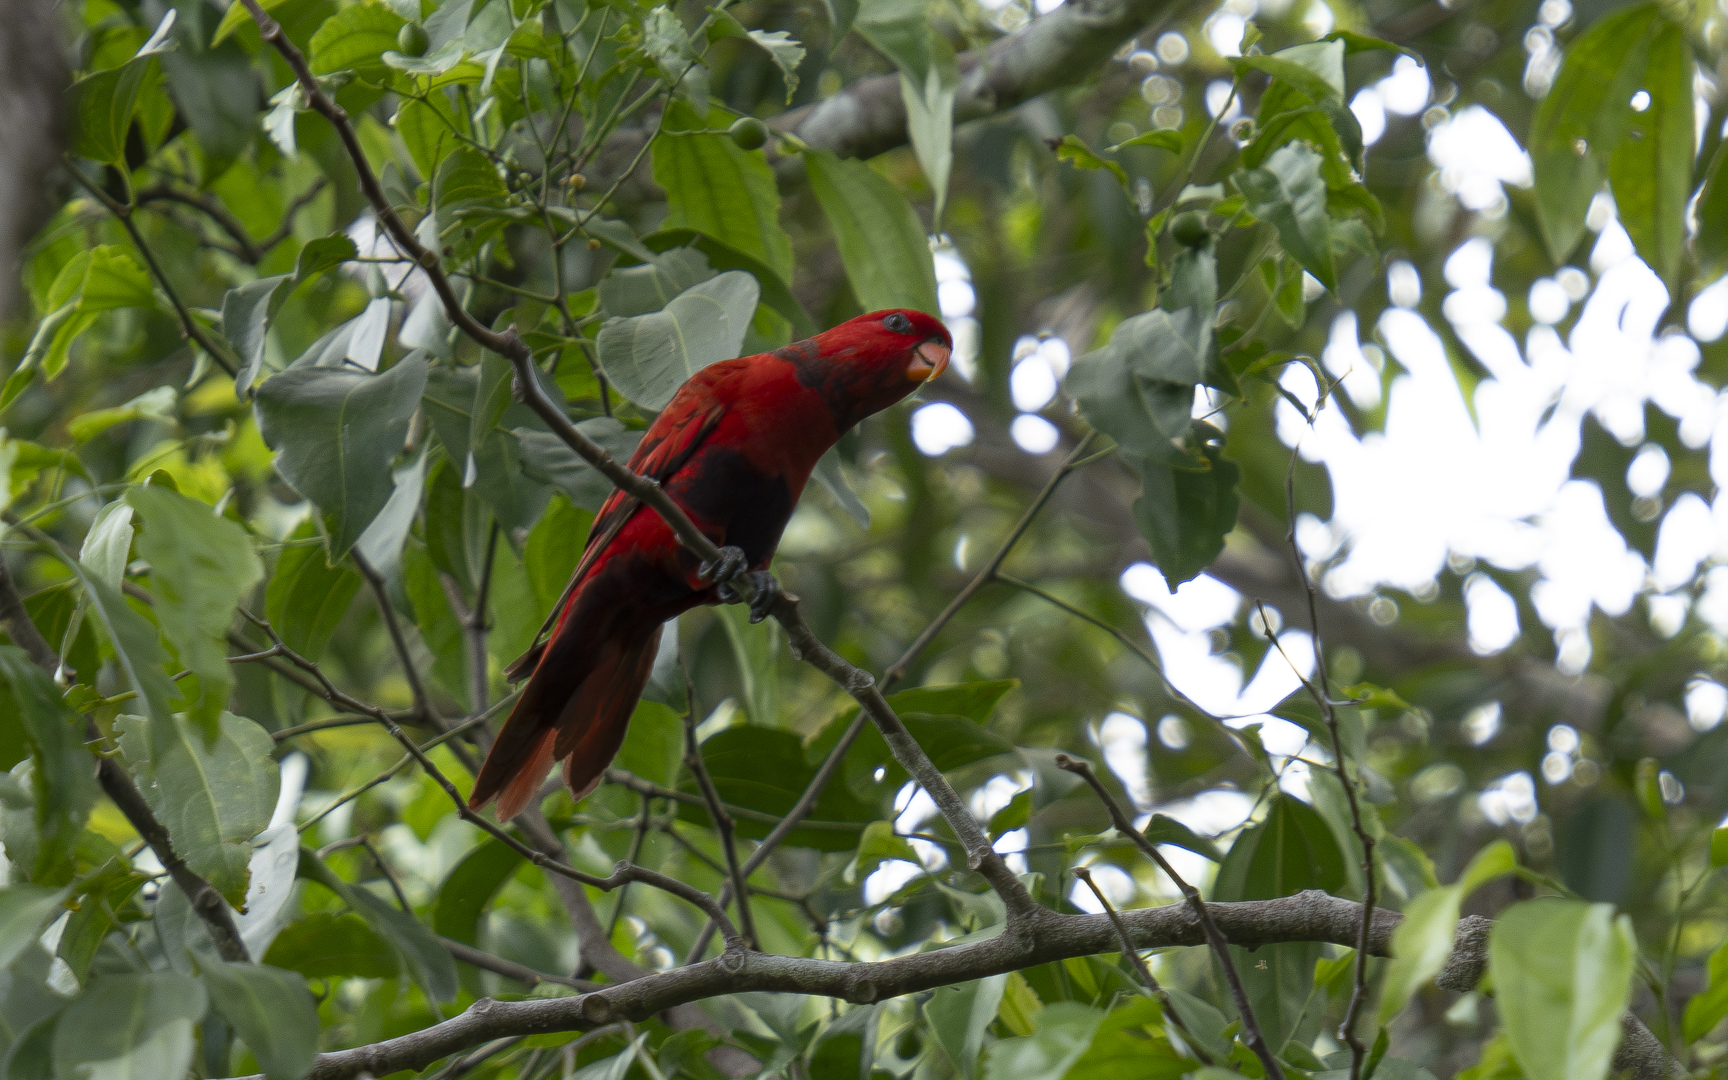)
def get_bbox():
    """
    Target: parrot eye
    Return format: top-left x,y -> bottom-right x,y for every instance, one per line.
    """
882,312 -> 913,334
